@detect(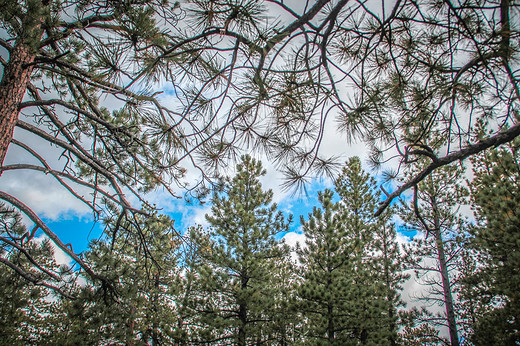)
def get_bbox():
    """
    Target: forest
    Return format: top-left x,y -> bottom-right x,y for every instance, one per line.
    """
2,151 -> 520,344
0,0 -> 519,344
